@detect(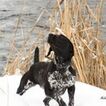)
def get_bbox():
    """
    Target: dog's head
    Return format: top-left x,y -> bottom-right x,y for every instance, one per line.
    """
47,33 -> 74,64
16,72 -> 35,95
